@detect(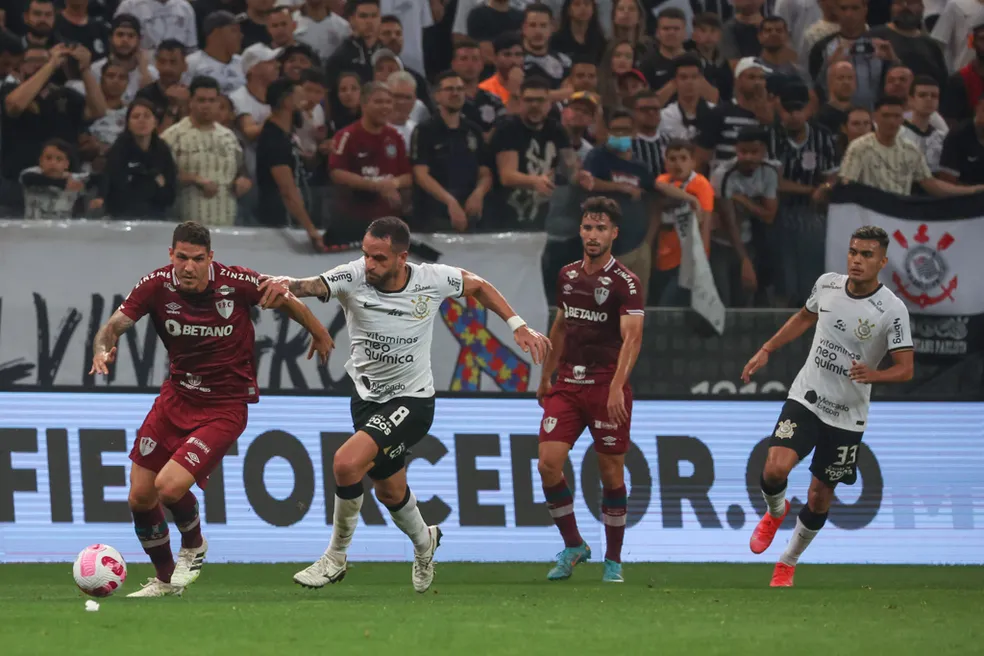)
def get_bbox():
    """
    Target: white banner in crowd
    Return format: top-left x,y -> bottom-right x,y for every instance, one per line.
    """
673,212 -> 725,334
1,394 -> 981,564
0,221 -> 548,392
827,186 -> 984,356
